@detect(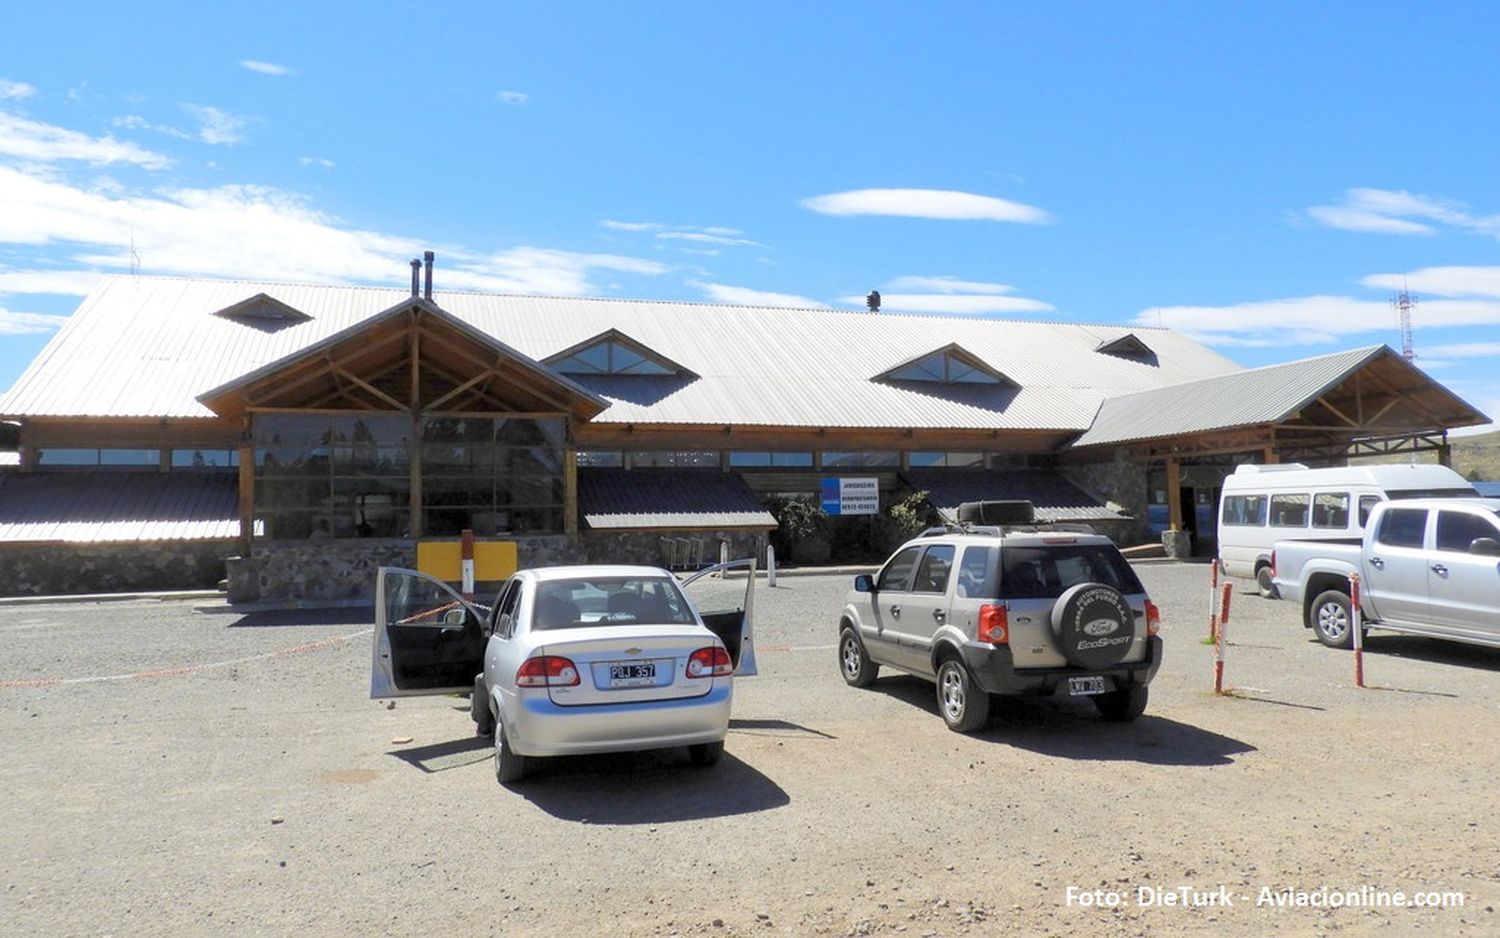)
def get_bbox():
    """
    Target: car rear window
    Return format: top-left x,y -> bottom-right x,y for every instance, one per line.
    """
998,545 -> 1145,600
531,576 -> 696,630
